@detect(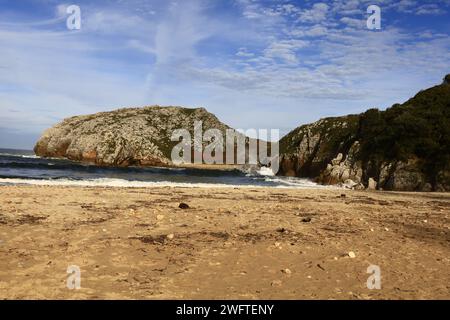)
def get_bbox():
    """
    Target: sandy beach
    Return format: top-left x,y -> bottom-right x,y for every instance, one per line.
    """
0,185 -> 449,300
